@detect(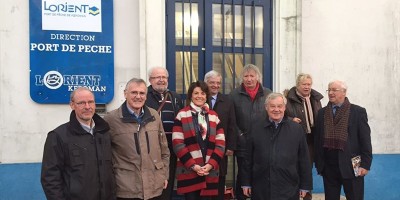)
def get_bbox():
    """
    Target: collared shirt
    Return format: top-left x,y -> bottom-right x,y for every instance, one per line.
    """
80,119 -> 95,135
332,103 -> 343,116
211,94 -> 217,109
269,118 -> 283,128
126,104 -> 145,123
